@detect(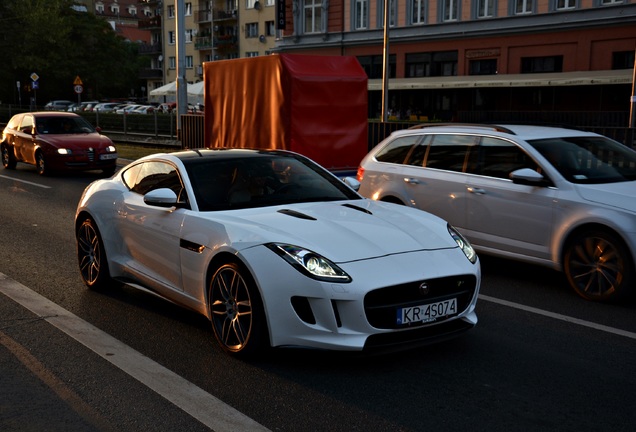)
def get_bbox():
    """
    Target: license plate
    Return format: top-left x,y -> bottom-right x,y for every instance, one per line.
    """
100,153 -> 118,160
397,298 -> 457,325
